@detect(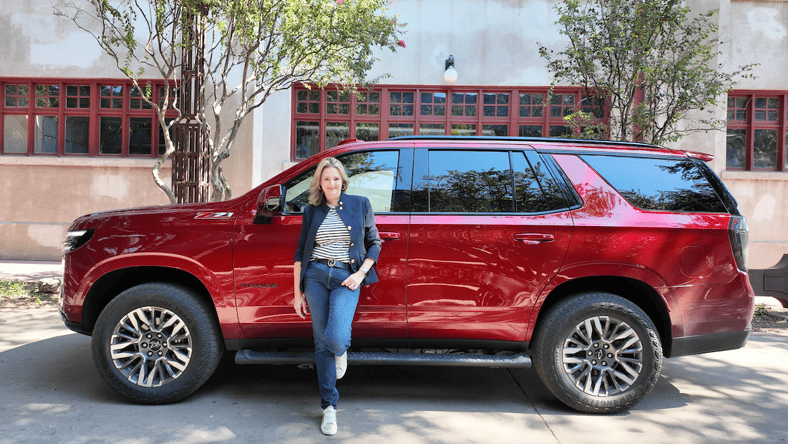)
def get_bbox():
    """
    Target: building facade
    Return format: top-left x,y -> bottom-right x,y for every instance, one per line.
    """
1,0 -> 786,269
